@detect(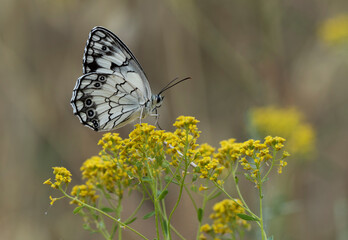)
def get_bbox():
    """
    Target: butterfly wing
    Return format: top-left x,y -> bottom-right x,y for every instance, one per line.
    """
83,26 -> 152,100
71,73 -> 148,131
